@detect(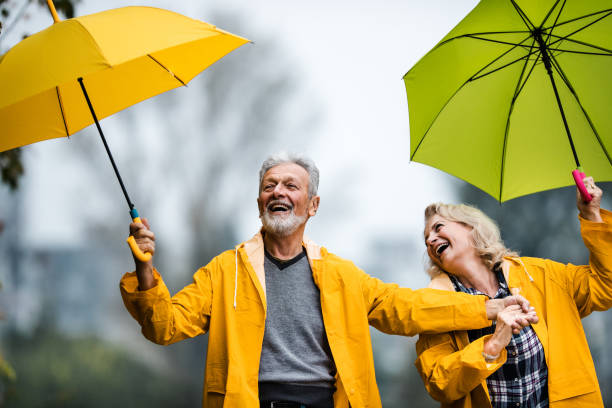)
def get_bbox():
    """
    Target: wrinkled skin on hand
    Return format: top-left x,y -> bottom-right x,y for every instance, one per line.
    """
484,304 -> 538,358
128,217 -> 155,290
577,176 -> 603,223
